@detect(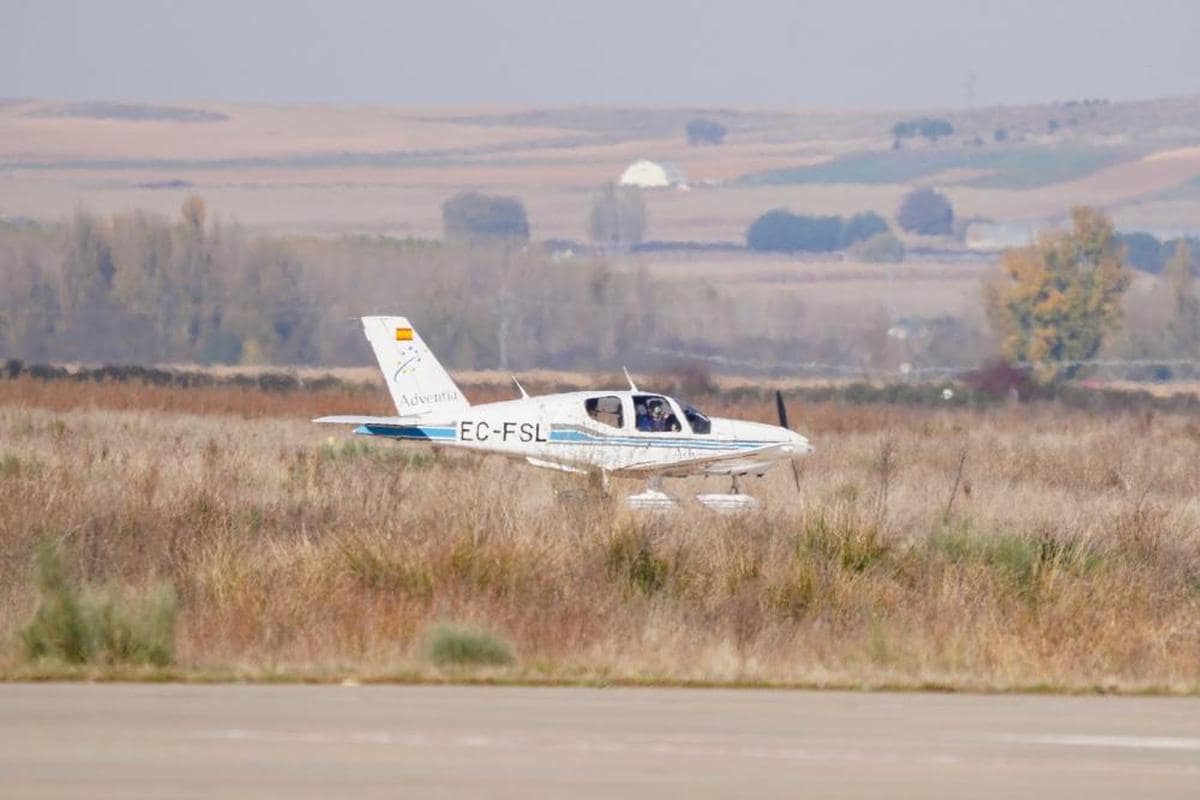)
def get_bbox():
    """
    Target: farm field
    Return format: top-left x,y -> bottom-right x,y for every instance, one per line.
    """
1,375 -> 1198,693
3,96 -> 1200,241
